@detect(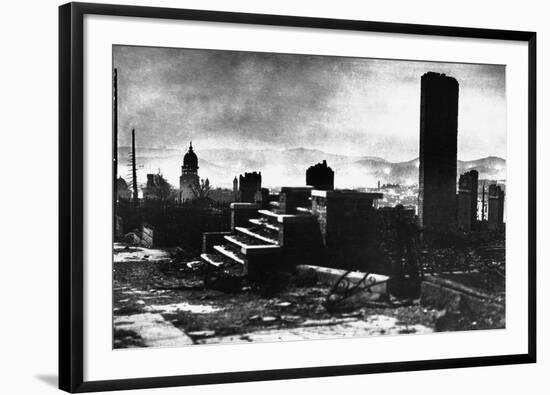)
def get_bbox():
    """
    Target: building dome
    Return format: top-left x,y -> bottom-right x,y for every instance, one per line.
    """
183,142 -> 198,171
